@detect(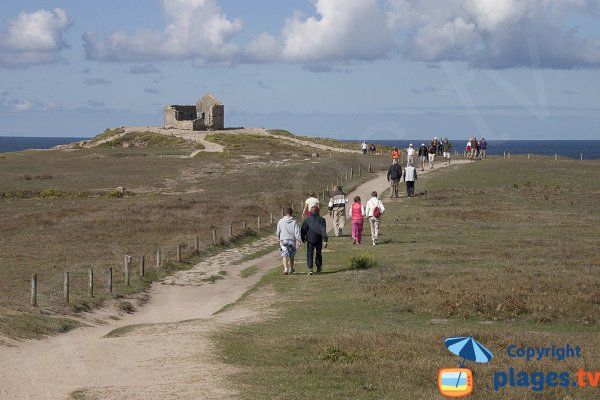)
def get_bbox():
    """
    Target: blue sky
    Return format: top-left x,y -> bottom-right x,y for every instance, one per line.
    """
1,0 -> 599,140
